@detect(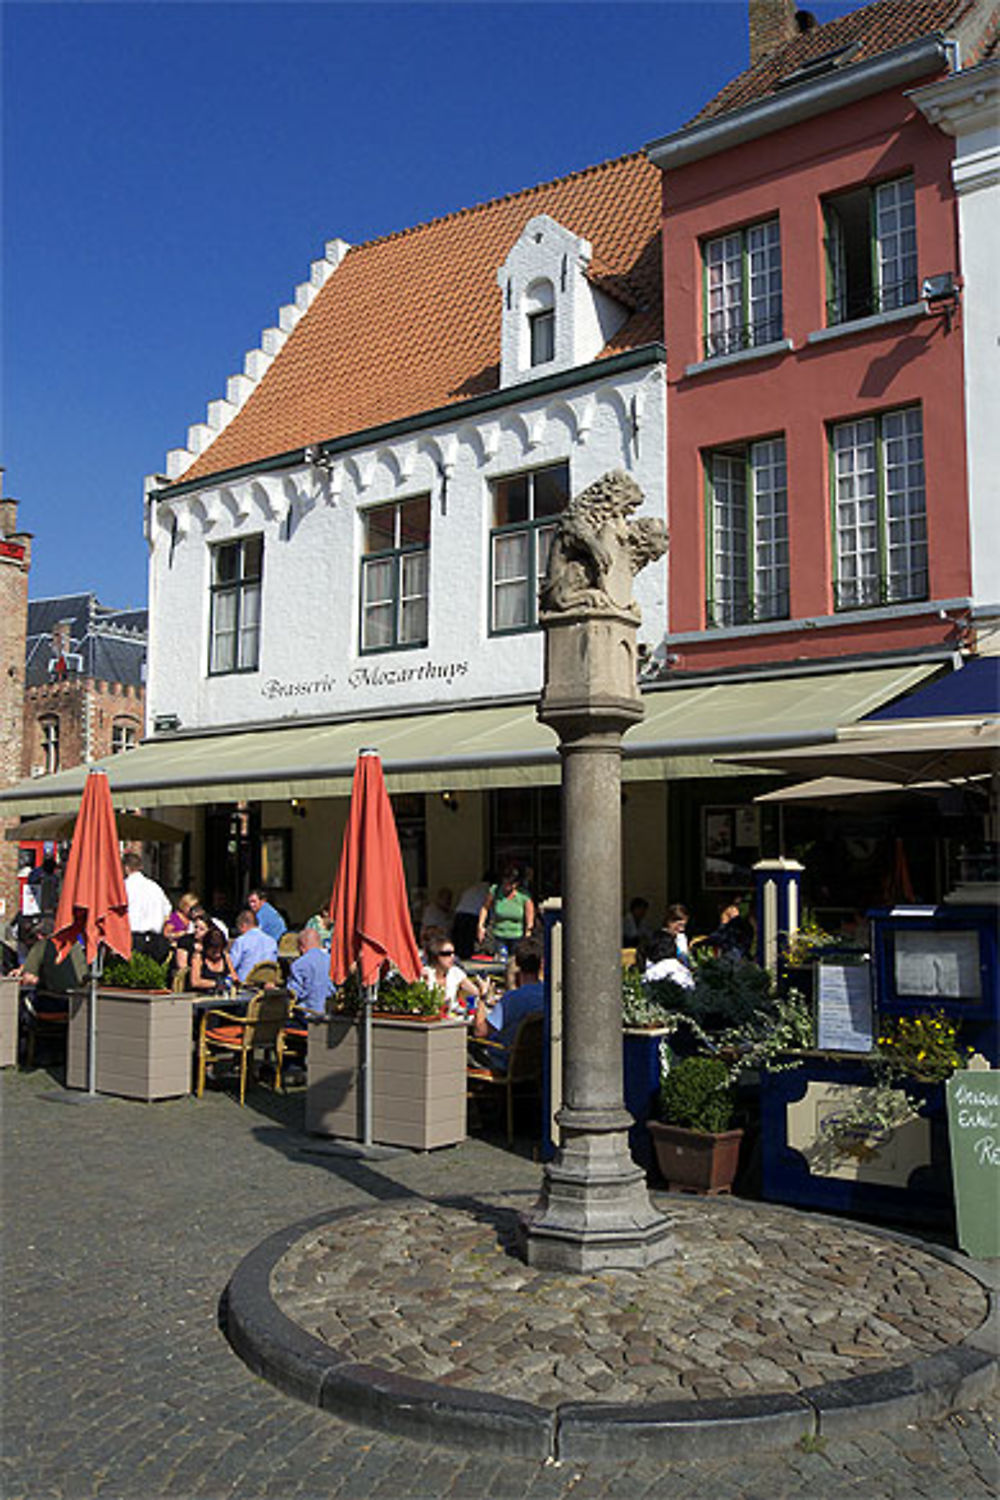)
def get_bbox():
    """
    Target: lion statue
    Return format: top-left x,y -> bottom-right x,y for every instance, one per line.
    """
539,471 -> 668,617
